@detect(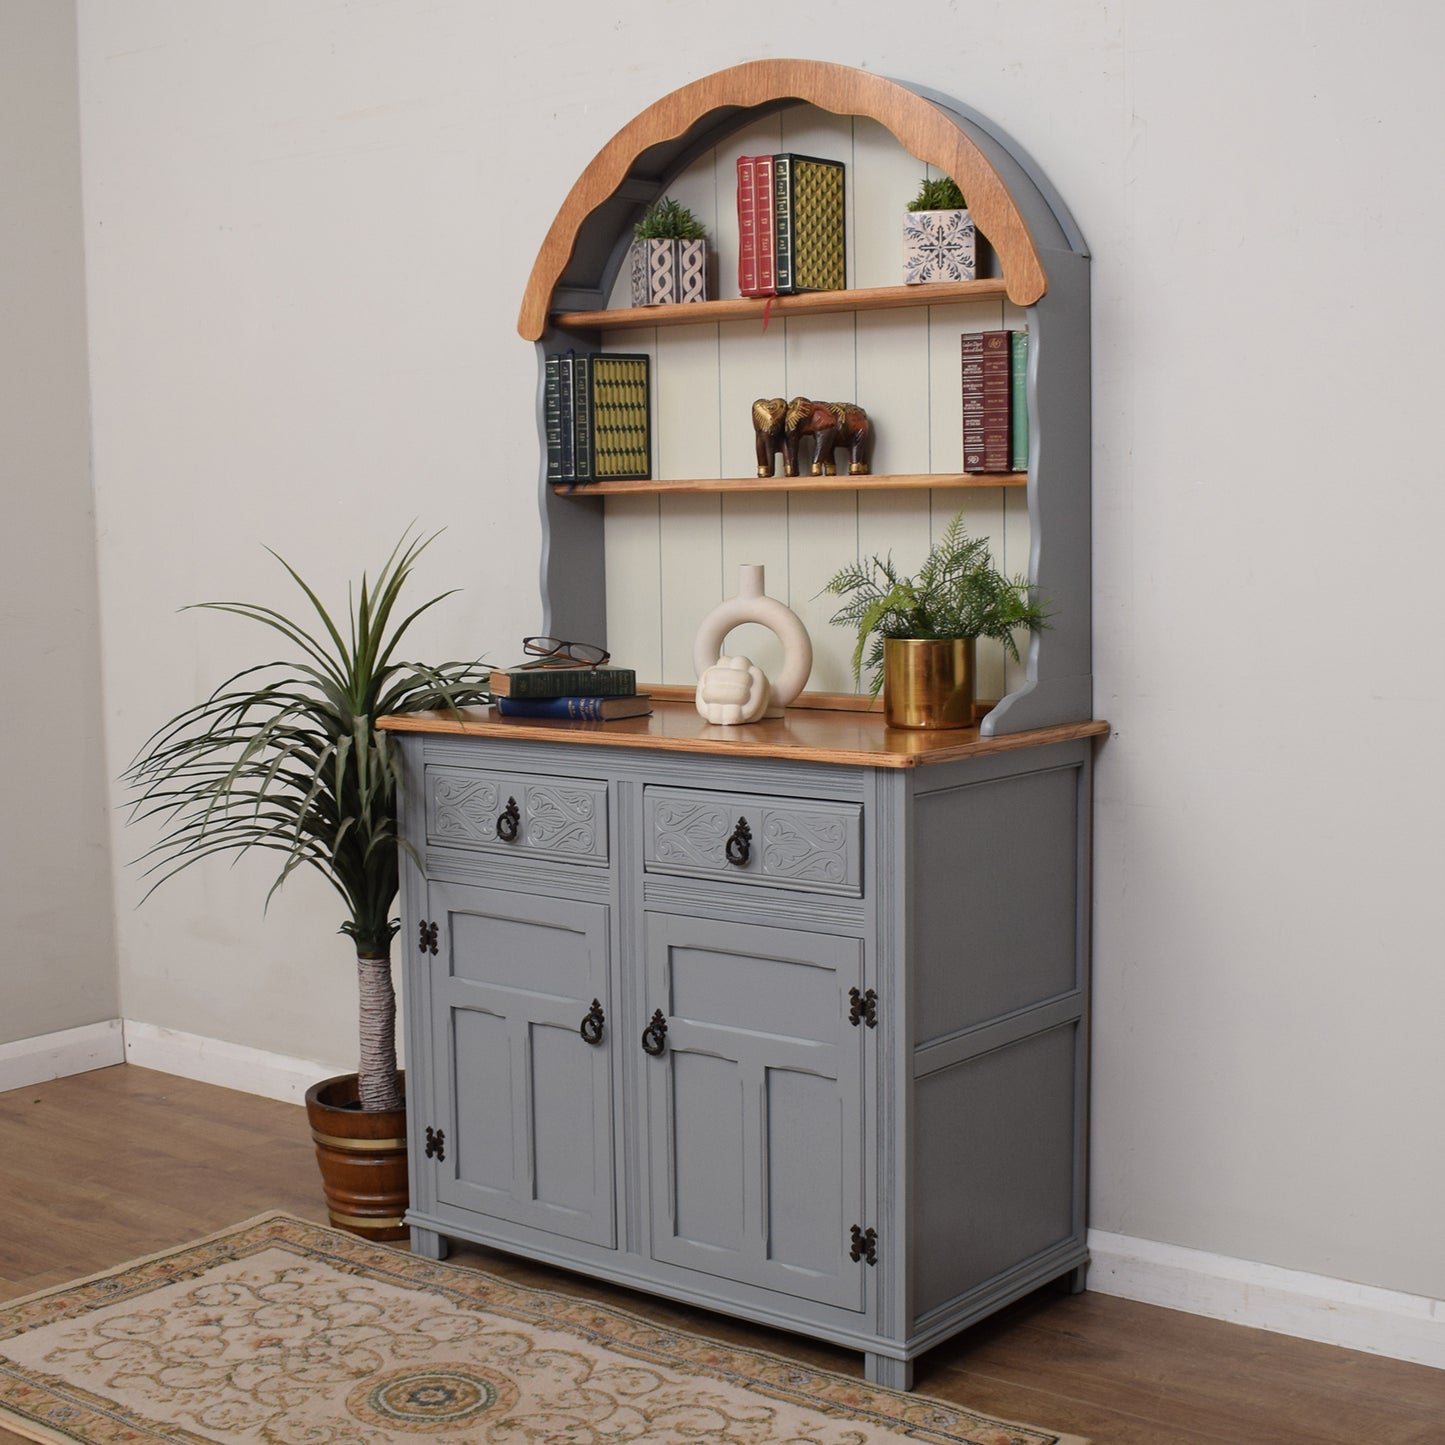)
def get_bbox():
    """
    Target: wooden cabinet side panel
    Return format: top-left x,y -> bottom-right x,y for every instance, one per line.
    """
904,747 -> 1092,1329
911,1023 -> 1079,1319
